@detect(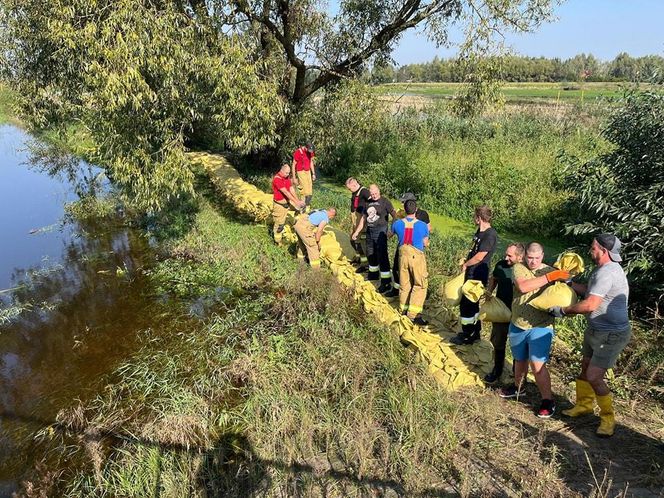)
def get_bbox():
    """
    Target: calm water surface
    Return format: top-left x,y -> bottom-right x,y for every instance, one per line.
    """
0,125 -> 160,493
